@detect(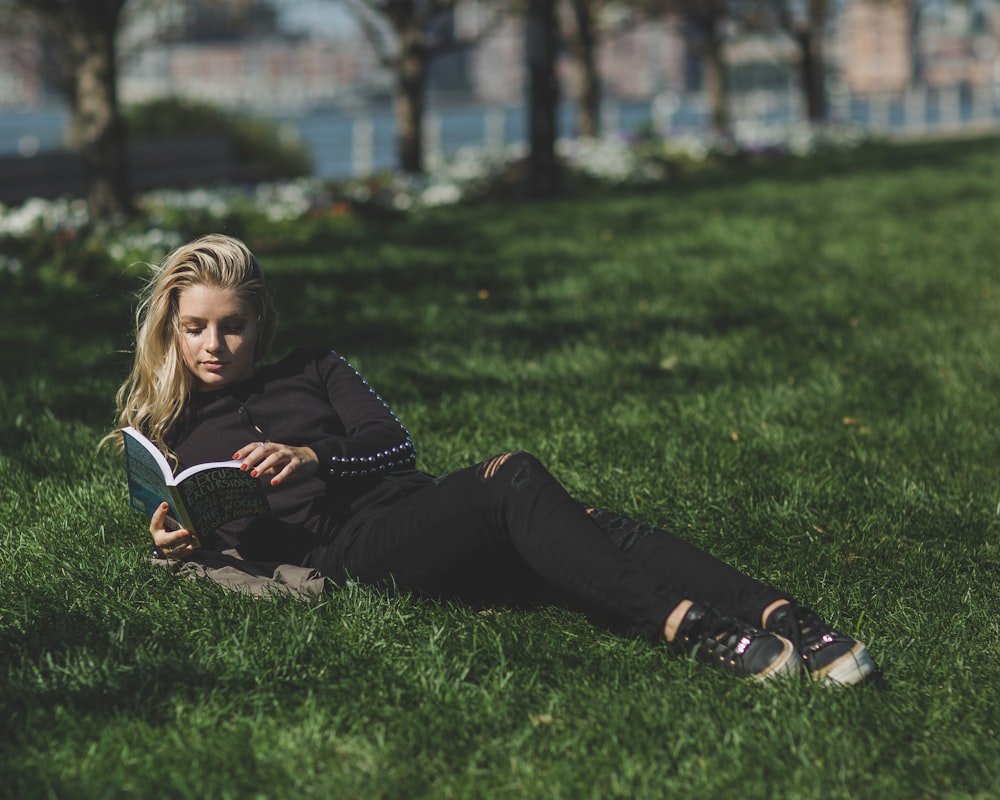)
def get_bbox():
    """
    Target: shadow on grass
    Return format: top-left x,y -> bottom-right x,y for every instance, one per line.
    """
0,282 -> 134,425
0,588 -> 368,734
1,606 -> 194,722
6,133 -> 995,433
0,262 -> 950,442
